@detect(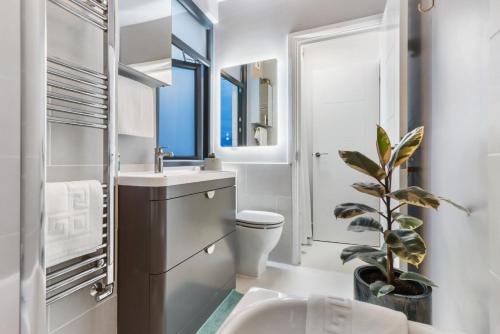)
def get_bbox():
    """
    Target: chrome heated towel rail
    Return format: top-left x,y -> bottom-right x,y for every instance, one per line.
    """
45,0 -> 116,305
